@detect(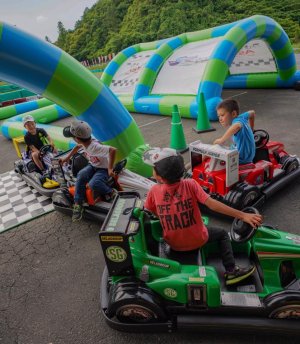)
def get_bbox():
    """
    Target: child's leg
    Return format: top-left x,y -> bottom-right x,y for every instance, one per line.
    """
74,164 -> 94,204
31,151 -> 45,171
88,168 -> 112,196
207,227 -> 235,271
207,227 -> 256,285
